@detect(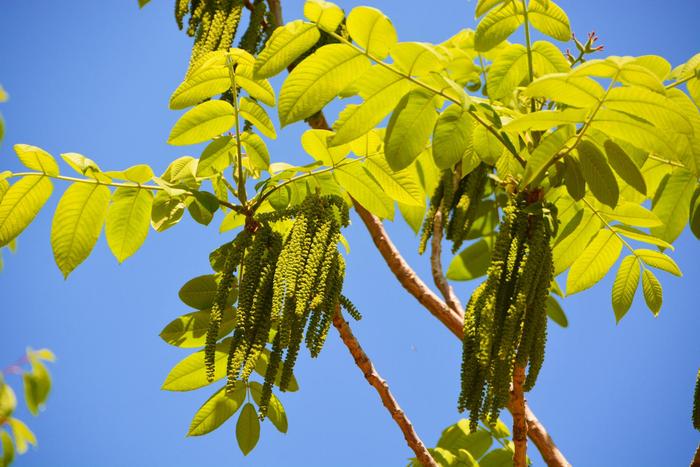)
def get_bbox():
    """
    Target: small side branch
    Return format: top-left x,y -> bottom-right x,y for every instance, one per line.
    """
332,311 -> 437,467
512,365 -> 528,467
692,443 -> 700,467
430,209 -> 463,314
